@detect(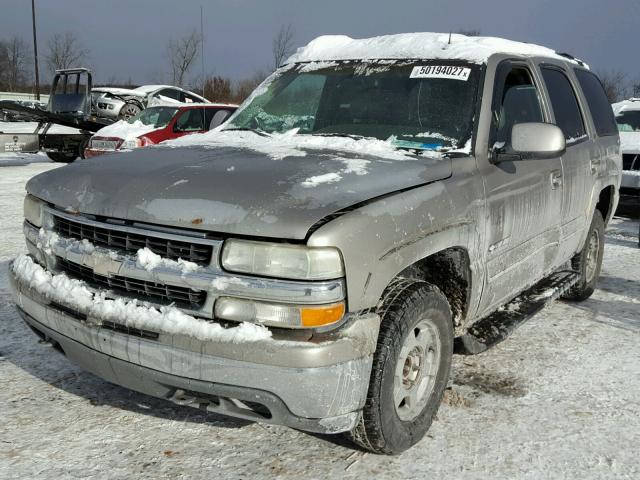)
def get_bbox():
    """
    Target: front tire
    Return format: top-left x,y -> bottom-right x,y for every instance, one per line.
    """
562,210 -> 605,301
347,280 -> 453,454
118,101 -> 142,120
